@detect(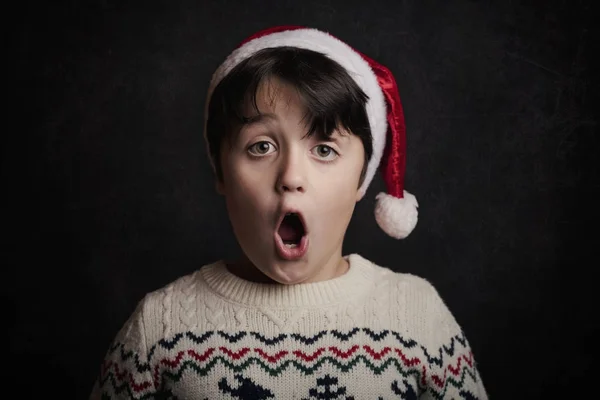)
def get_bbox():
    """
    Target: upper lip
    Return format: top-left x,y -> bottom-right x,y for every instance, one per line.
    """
276,207 -> 308,235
